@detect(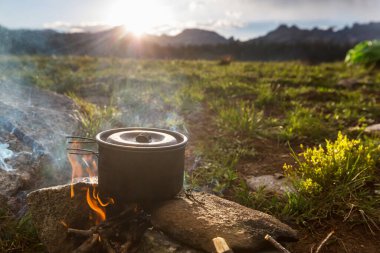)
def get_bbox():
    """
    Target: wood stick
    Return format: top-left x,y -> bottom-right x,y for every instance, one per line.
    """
120,241 -> 133,253
67,228 -> 93,237
315,231 -> 335,253
102,237 -> 116,253
264,234 -> 291,253
72,233 -> 99,253
212,237 -> 233,253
